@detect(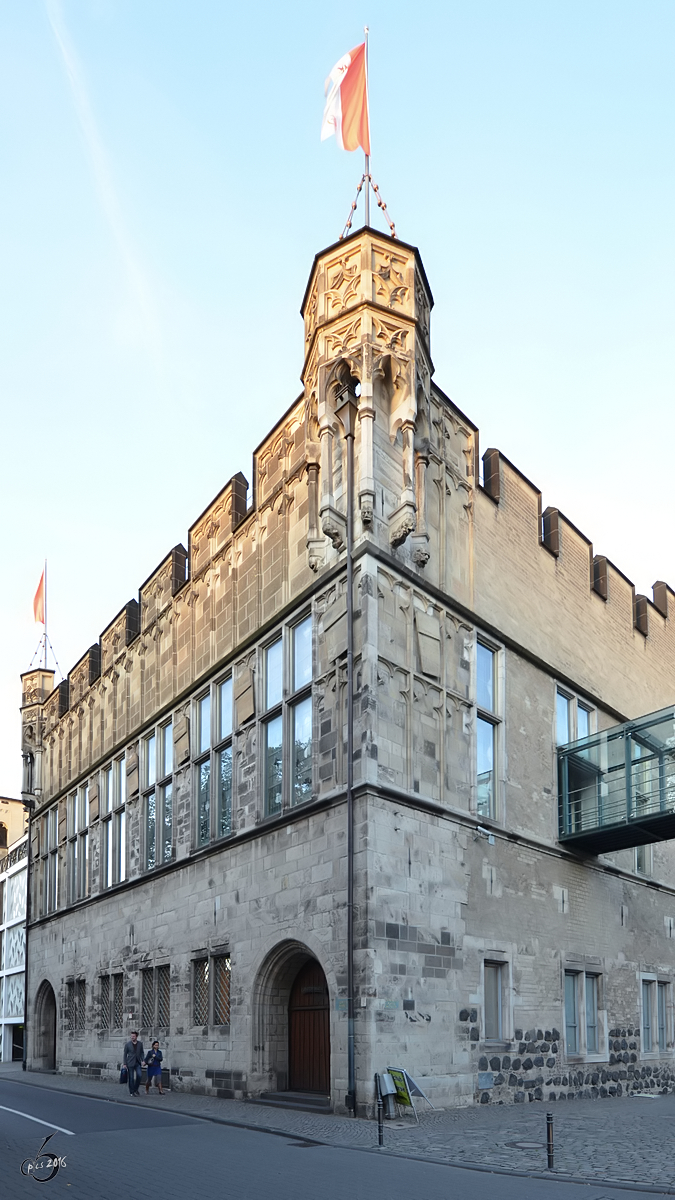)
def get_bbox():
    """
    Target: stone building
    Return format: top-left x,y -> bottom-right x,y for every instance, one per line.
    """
20,226 -> 675,1110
